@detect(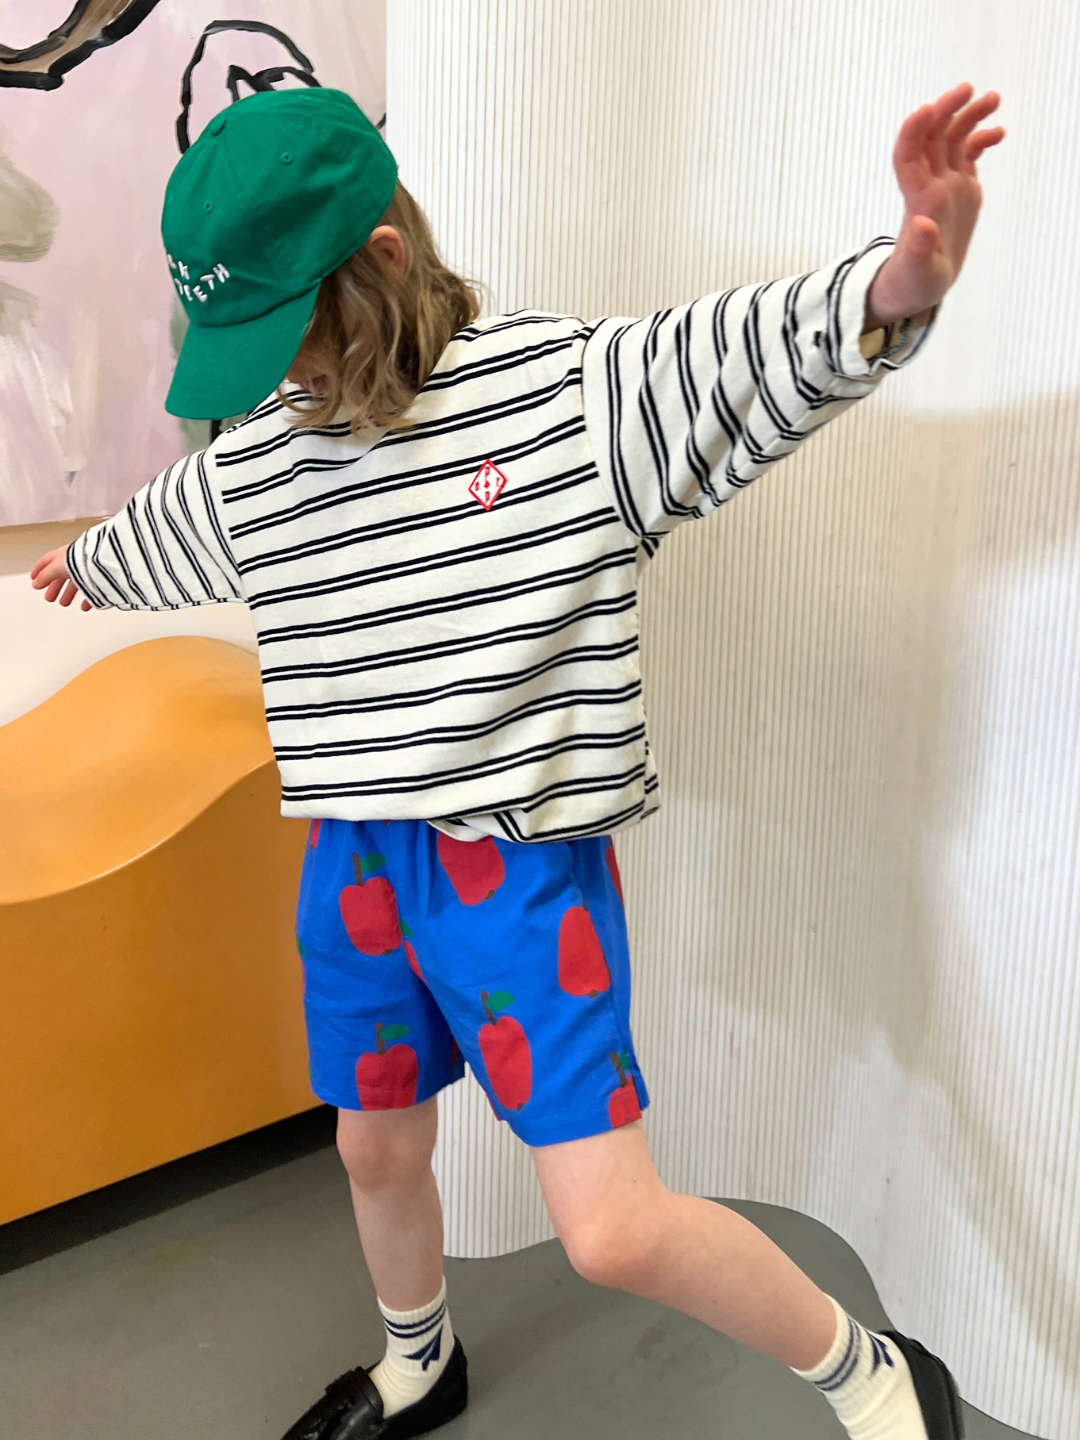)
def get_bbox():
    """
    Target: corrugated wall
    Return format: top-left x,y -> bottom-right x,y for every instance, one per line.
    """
387,4 -> 1080,1434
